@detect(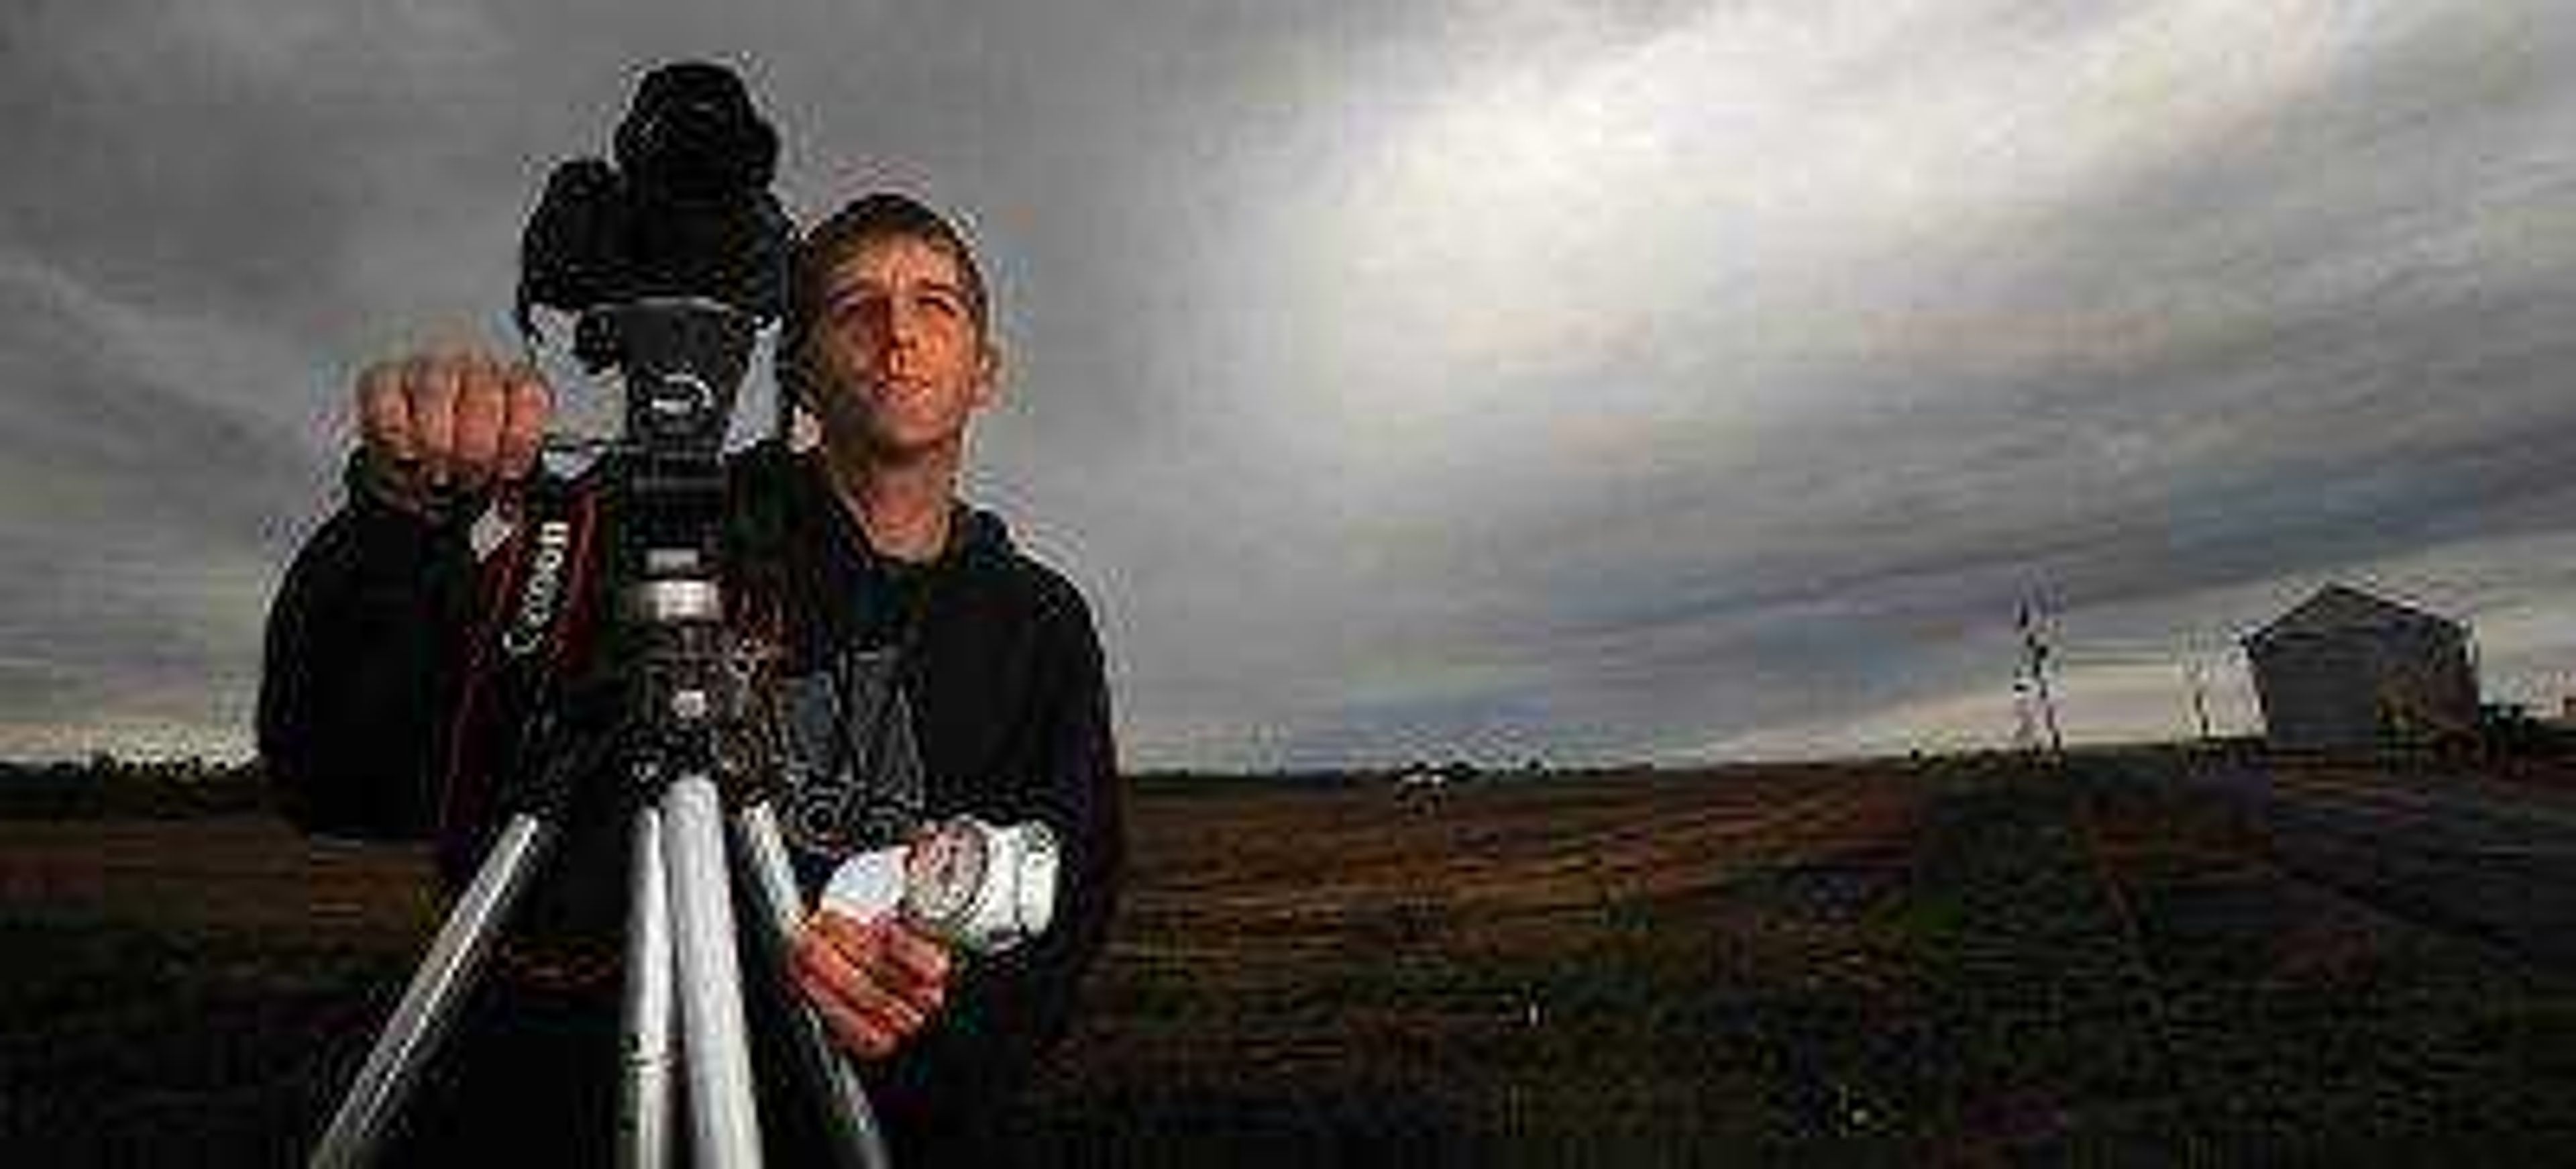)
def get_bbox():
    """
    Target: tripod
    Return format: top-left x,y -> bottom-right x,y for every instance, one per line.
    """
309,301 -> 888,1168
